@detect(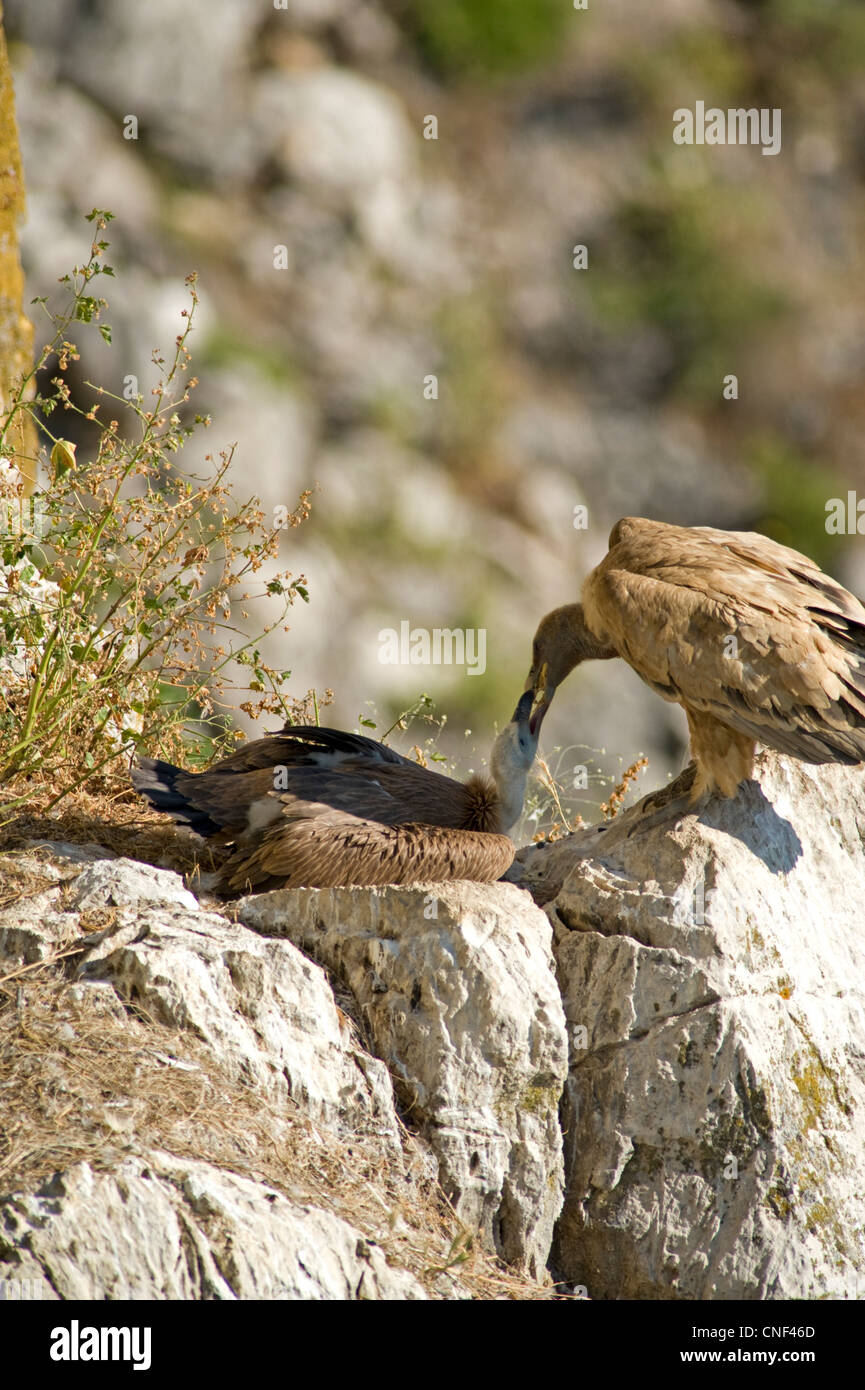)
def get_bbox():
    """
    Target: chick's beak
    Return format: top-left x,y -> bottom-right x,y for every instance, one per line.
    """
510,689 -> 535,724
528,661 -> 551,736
